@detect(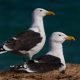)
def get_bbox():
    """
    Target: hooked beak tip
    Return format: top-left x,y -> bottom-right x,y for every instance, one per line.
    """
47,11 -> 55,16
66,36 -> 75,41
